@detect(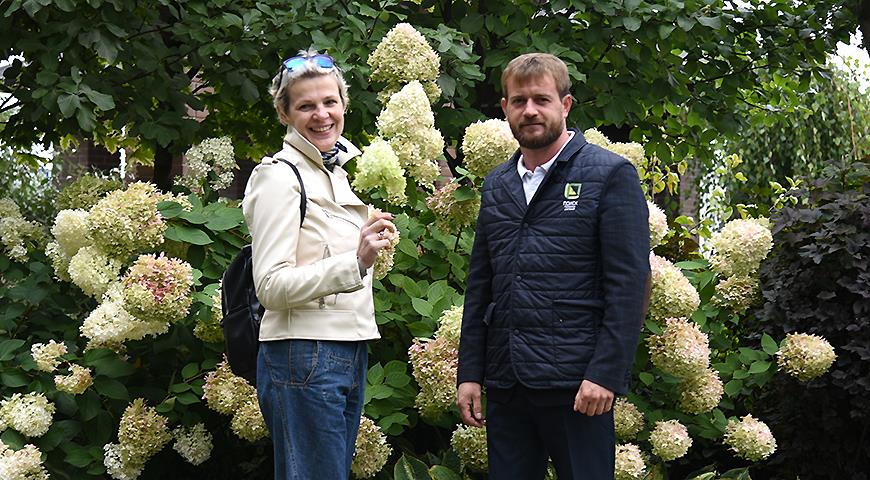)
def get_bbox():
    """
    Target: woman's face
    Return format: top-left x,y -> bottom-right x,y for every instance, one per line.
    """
282,75 -> 345,152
